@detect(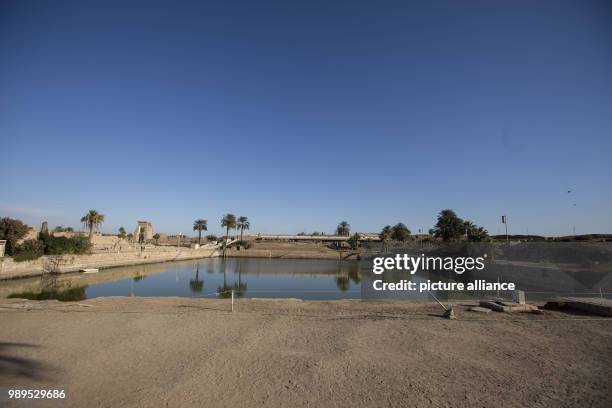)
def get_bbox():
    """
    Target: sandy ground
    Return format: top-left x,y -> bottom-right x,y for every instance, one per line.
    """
1,297 -> 611,408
